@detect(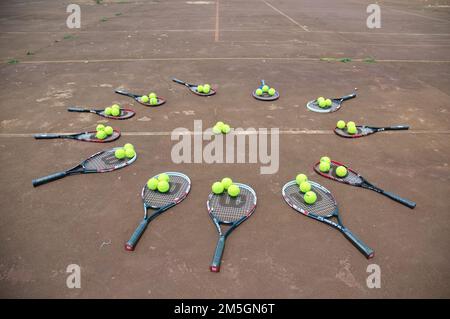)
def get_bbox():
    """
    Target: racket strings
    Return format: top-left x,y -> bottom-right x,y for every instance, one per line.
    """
84,150 -> 129,171
307,100 -> 339,112
329,163 -> 362,184
336,127 -> 373,137
209,187 -> 256,223
143,175 -> 190,208
284,183 -> 336,217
